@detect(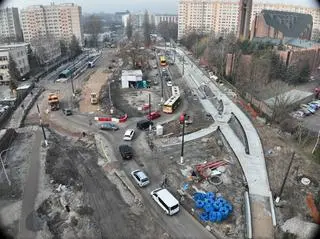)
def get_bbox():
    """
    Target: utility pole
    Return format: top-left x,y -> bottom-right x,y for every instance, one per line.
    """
161,74 -> 164,103
149,93 -> 152,131
182,56 -> 185,75
37,104 -> 48,147
312,129 -> 320,154
275,152 -> 295,203
0,149 -> 11,186
179,113 -> 186,165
